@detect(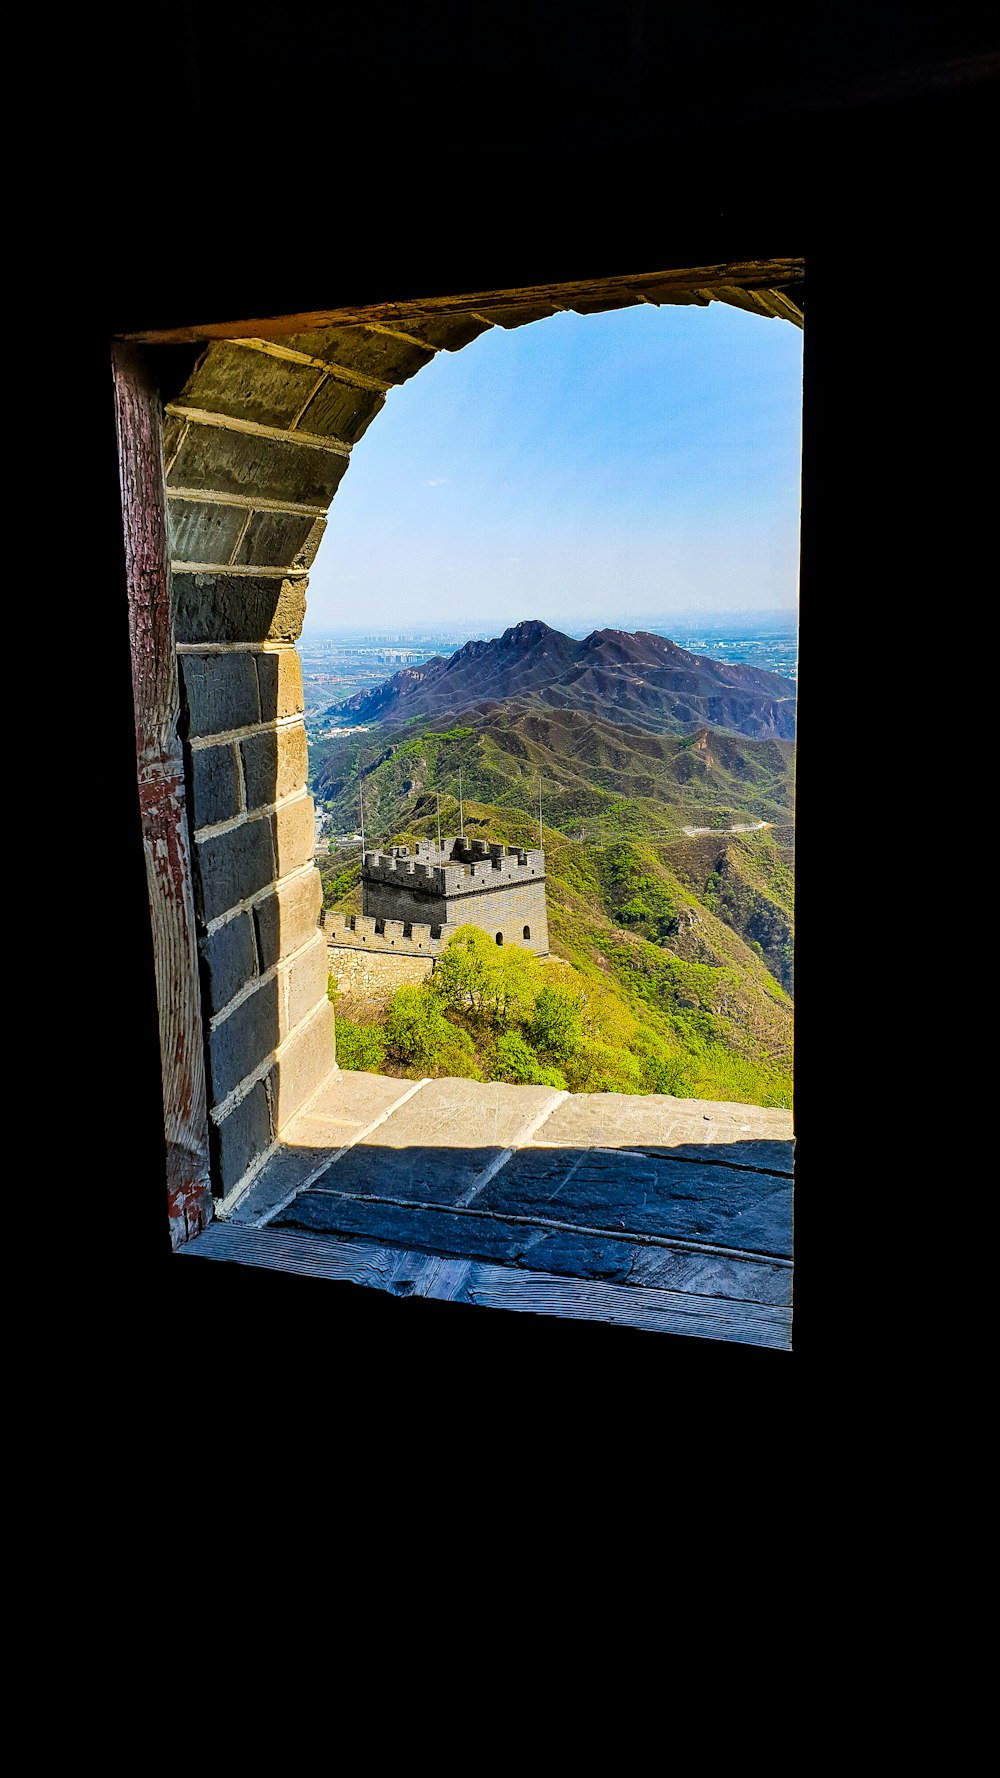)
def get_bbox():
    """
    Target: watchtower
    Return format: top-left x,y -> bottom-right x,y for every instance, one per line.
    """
361,836 -> 549,955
